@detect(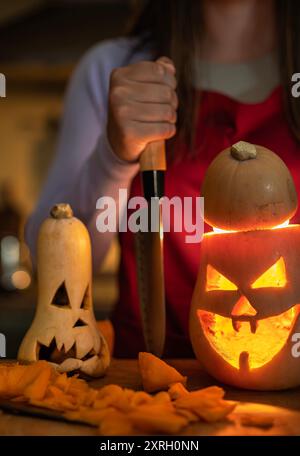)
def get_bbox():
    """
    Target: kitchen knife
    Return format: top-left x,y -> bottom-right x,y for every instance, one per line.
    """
135,140 -> 166,357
